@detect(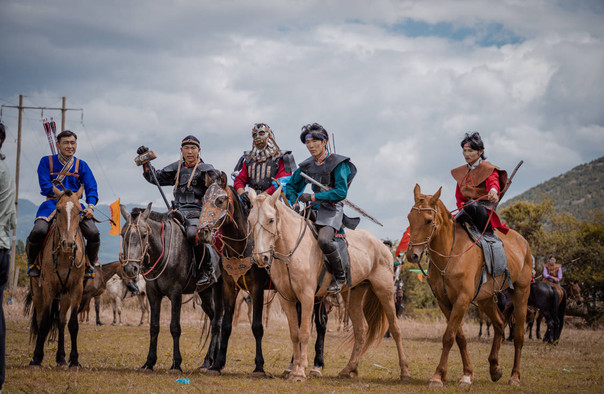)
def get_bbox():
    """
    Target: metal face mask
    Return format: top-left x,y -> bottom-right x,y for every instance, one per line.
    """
198,183 -> 231,230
